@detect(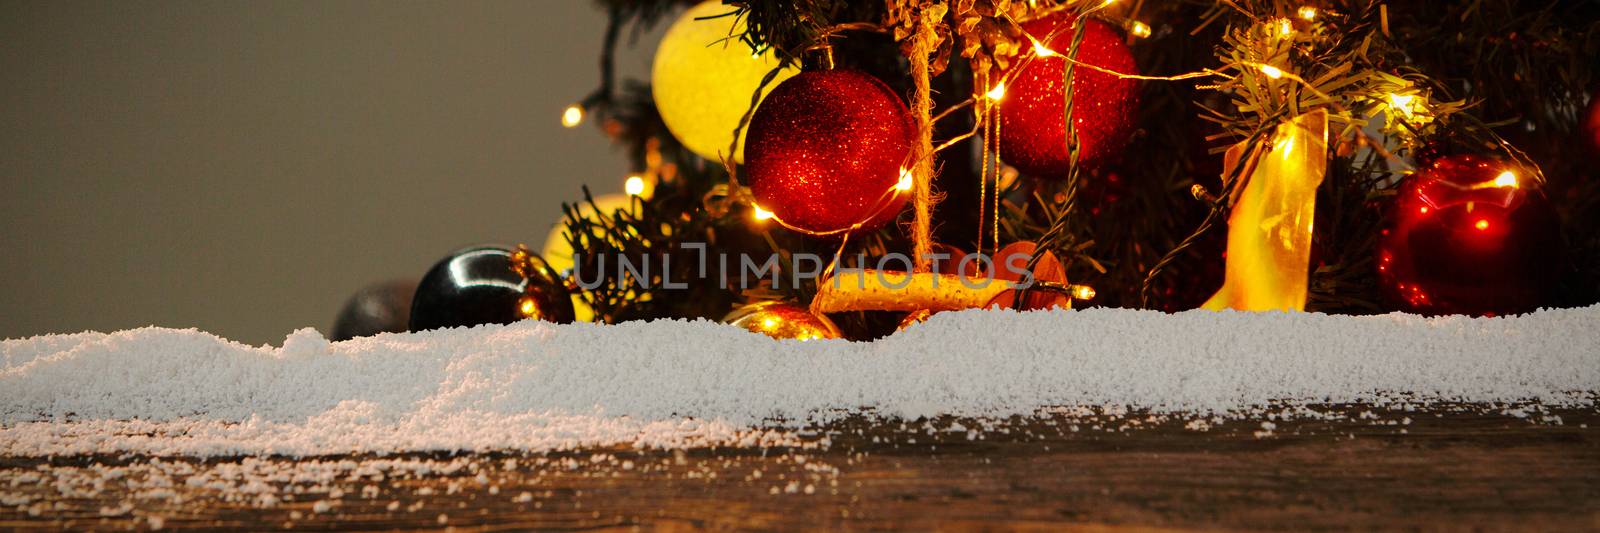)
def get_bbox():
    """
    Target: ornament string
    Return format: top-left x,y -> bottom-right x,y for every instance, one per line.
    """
976,73 -> 991,256
985,100 -> 998,256
908,14 -> 938,273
